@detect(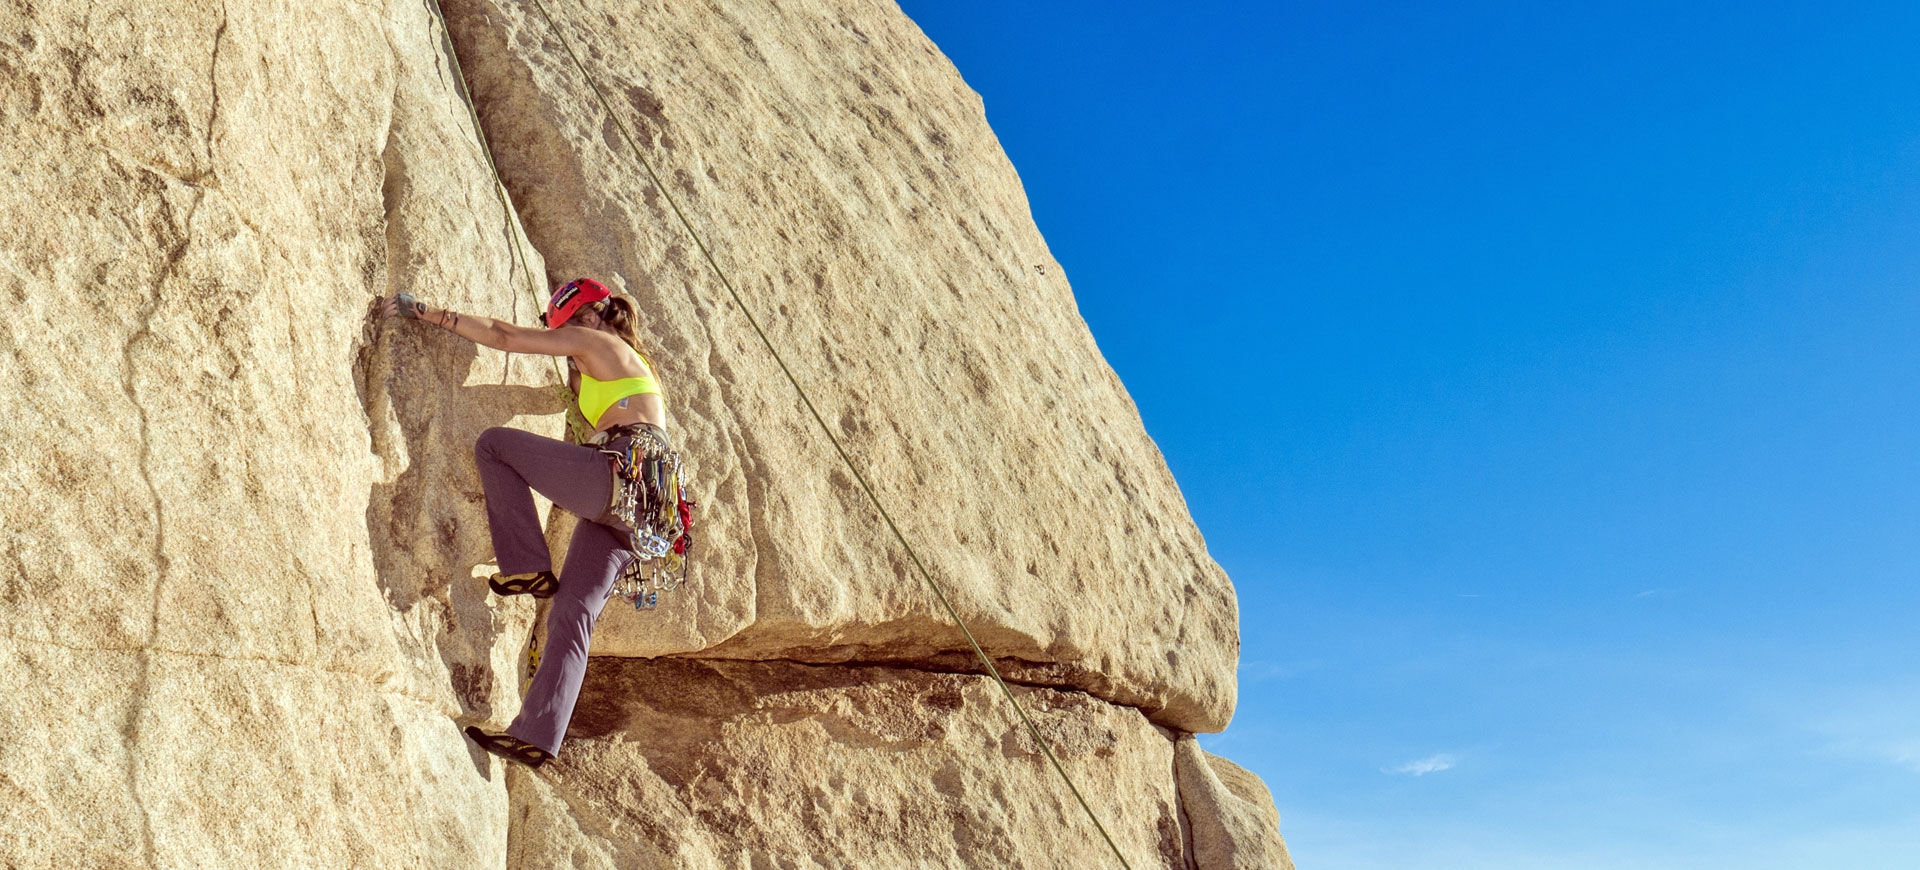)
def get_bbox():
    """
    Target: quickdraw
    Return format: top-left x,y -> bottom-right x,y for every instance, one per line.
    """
597,425 -> 696,610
